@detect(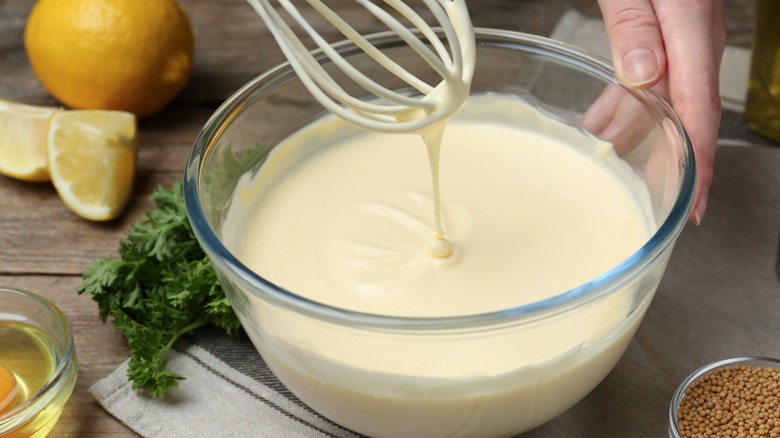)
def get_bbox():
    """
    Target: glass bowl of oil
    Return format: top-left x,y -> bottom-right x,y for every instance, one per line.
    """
0,287 -> 77,437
